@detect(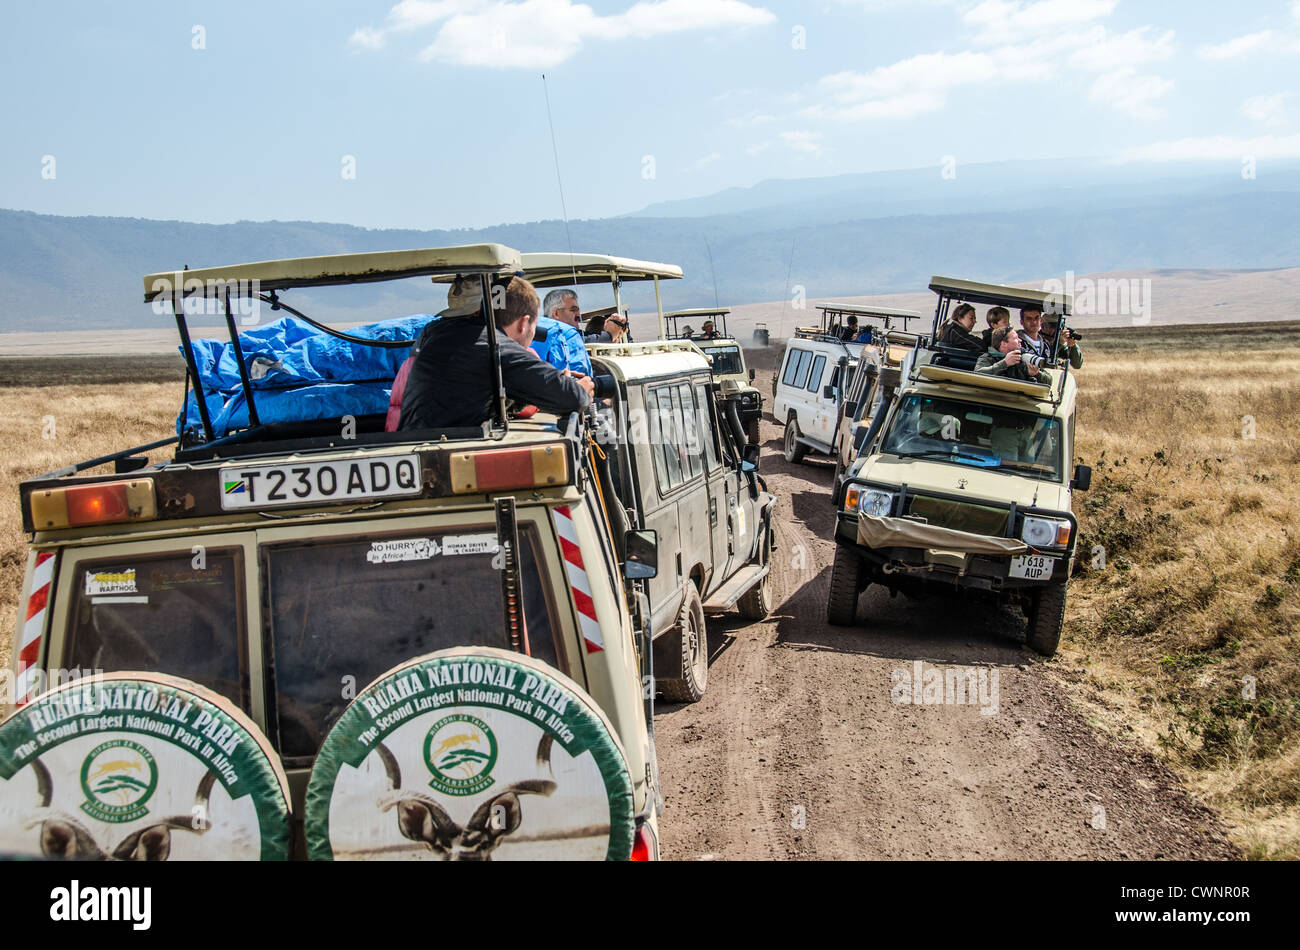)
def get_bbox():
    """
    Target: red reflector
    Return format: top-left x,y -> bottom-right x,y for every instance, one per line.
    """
474,449 -> 535,492
65,484 -> 131,526
631,823 -> 655,862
